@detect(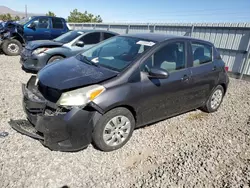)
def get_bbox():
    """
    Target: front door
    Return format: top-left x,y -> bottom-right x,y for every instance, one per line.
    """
138,41 -> 193,124
71,32 -> 101,55
24,17 -> 51,41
